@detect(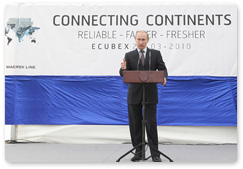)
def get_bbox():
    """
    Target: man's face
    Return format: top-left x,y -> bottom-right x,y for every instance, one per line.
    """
135,32 -> 149,50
